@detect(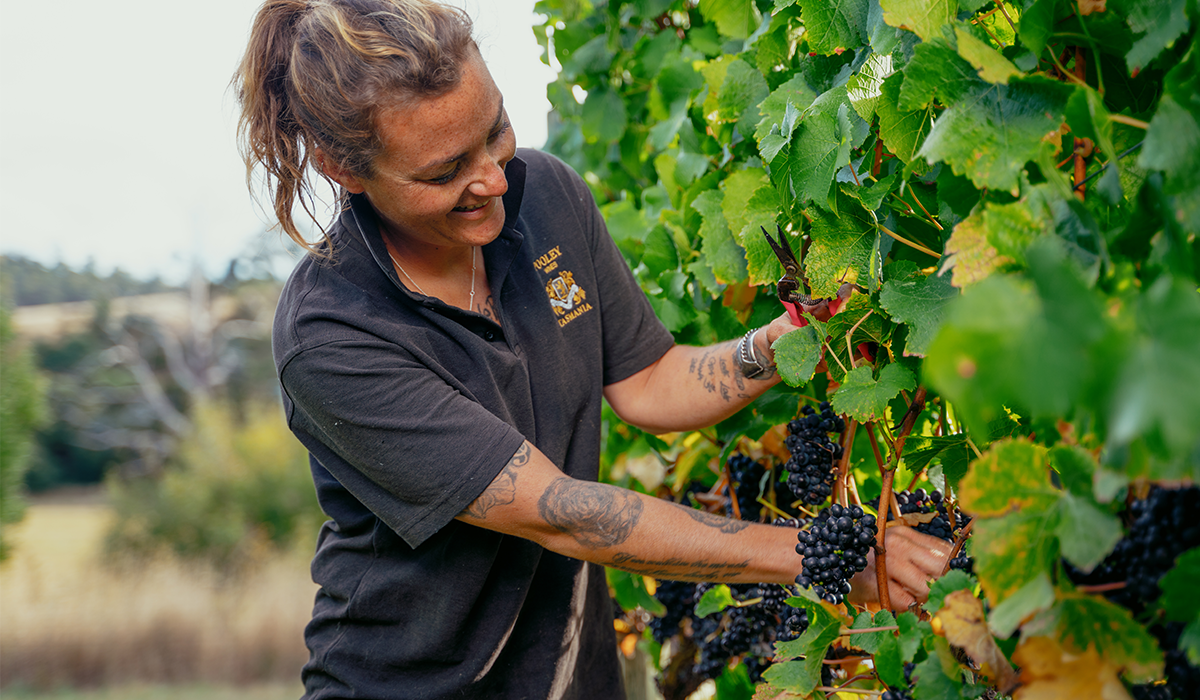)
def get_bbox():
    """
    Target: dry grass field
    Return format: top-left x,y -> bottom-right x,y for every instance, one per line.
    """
0,493 -> 311,699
